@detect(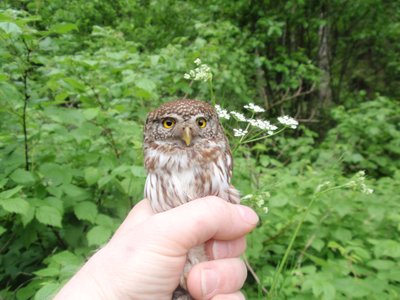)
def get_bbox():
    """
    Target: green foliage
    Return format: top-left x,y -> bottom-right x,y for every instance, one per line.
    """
0,1 -> 399,300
